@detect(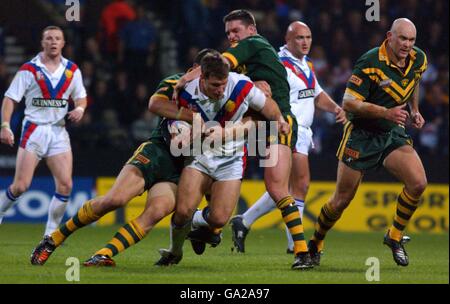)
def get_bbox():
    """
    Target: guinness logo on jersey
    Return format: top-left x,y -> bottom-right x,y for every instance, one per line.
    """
32,98 -> 68,108
298,89 -> 315,99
